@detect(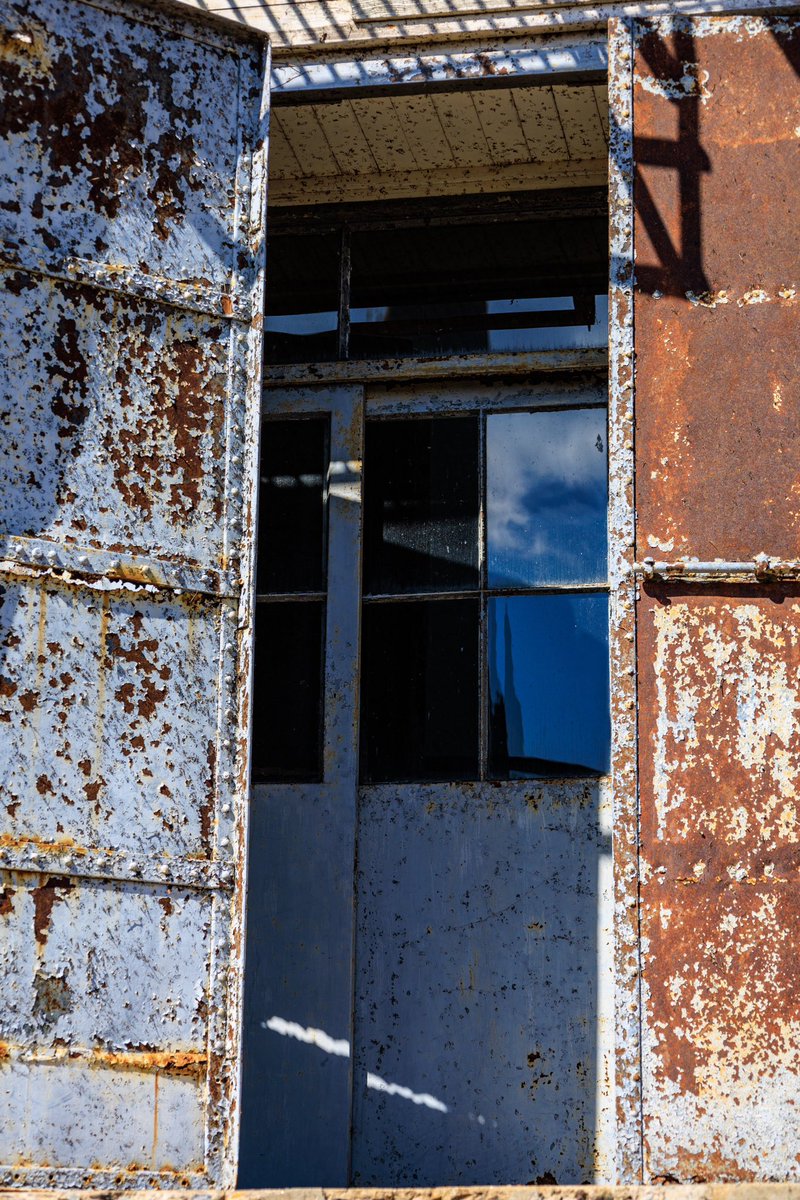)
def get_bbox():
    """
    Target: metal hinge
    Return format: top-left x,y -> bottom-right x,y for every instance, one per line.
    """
635,553 -> 800,583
